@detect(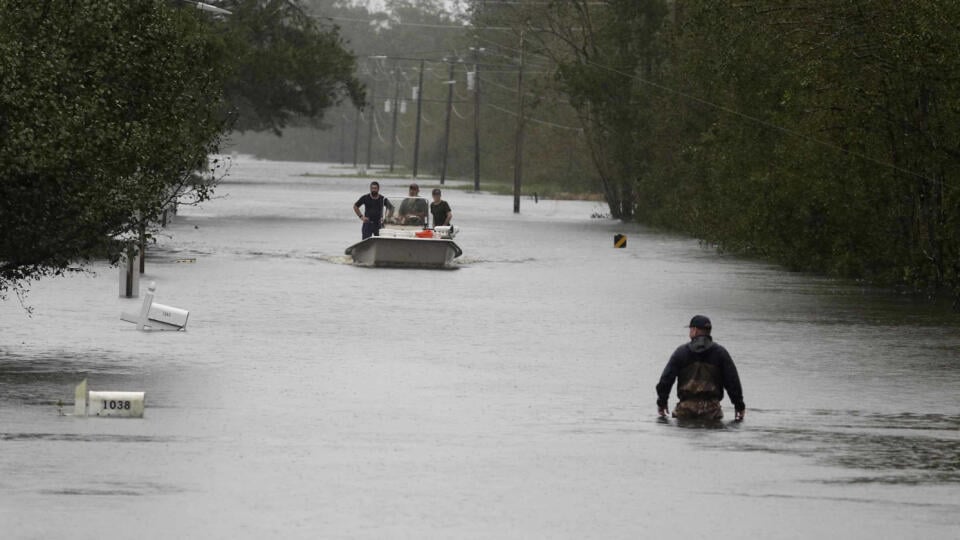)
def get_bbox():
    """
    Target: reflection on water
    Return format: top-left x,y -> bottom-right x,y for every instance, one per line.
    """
0,349 -> 159,407
0,433 -> 179,443
39,480 -> 185,497
696,409 -> 960,484
661,416 -> 737,430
